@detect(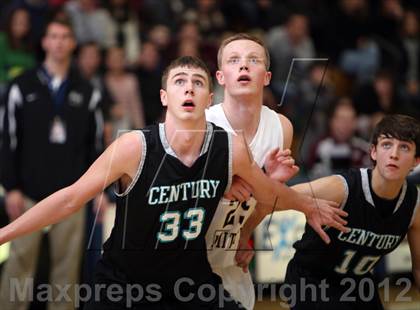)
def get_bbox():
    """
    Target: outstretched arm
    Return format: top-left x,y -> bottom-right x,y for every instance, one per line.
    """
0,131 -> 142,244
408,203 -> 420,291
240,175 -> 348,243
235,174 -> 349,271
232,135 -> 348,239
